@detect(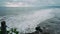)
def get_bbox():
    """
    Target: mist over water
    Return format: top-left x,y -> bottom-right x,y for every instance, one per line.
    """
0,7 -> 60,33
